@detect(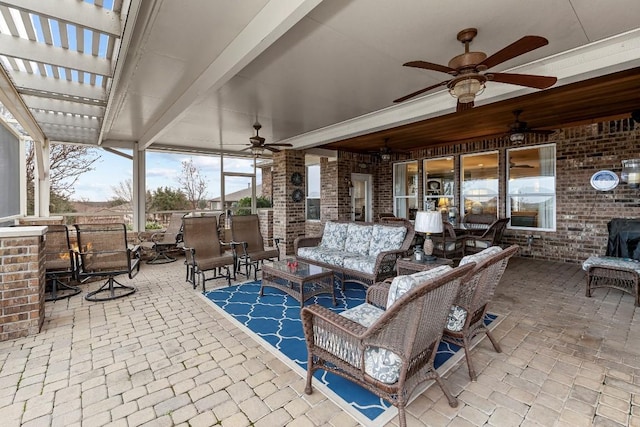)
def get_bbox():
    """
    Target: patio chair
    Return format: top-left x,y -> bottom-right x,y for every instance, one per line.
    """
301,262 -> 475,427
44,224 -> 81,301
182,215 -> 236,291
74,223 -> 141,301
230,214 -> 280,281
462,213 -> 496,234
432,221 -> 466,260
443,244 -> 519,381
464,217 -> 510,254
140,212 -> 184,264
